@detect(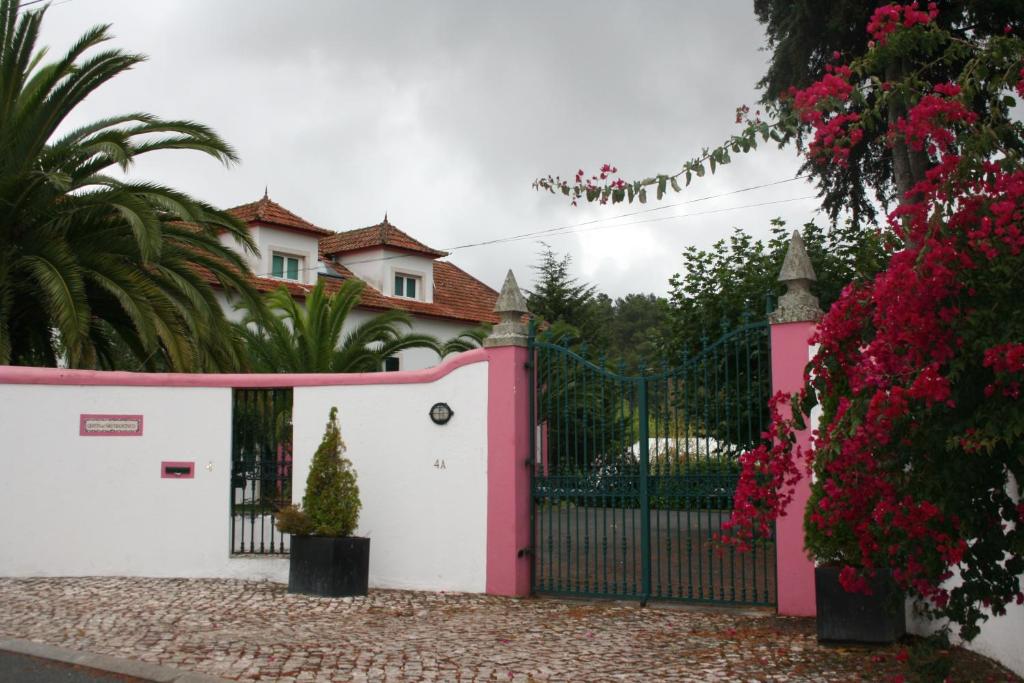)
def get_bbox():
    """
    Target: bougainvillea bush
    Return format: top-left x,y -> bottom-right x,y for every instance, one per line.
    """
719,4 -> 1024,640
